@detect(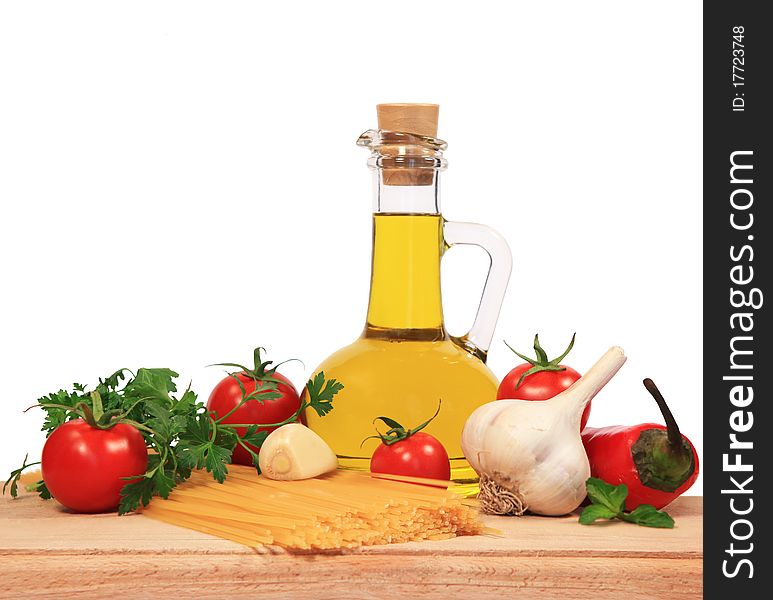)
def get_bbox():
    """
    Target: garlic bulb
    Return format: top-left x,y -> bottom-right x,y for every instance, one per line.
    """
259,423 -> 338,480
462,346 -> 626,516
